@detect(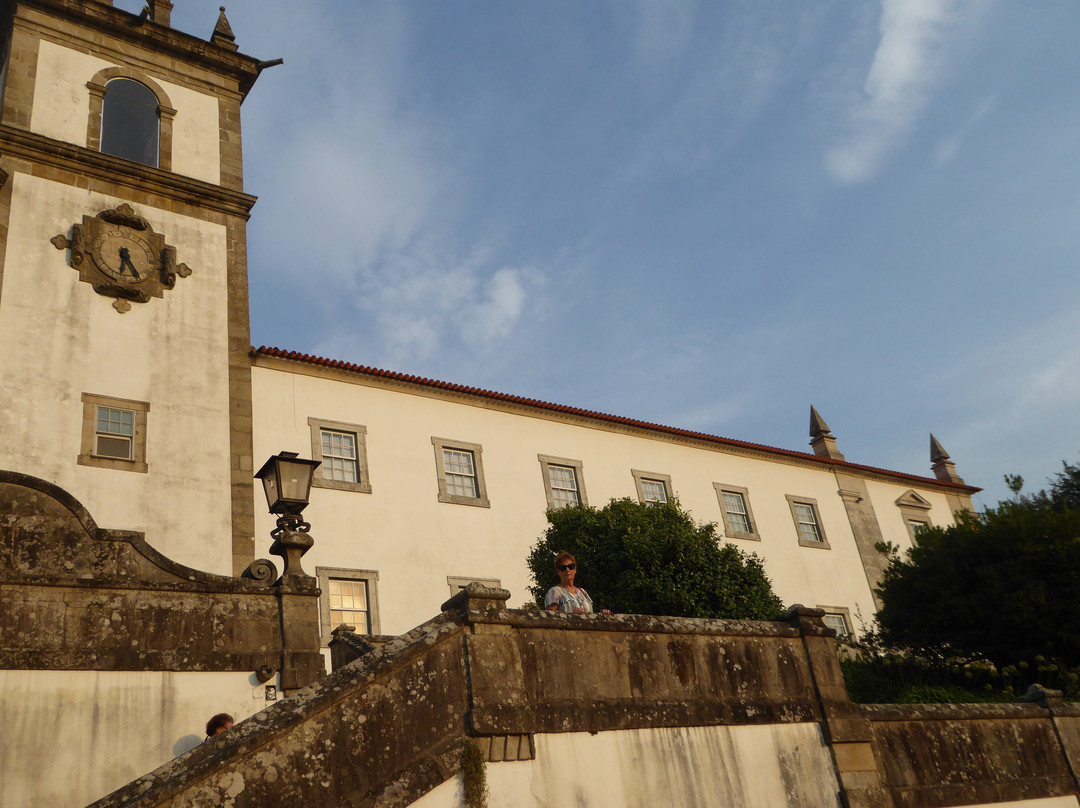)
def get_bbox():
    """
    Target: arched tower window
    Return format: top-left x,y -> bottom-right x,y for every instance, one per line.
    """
100,79 -> 159,166
86,68 -> 175,171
